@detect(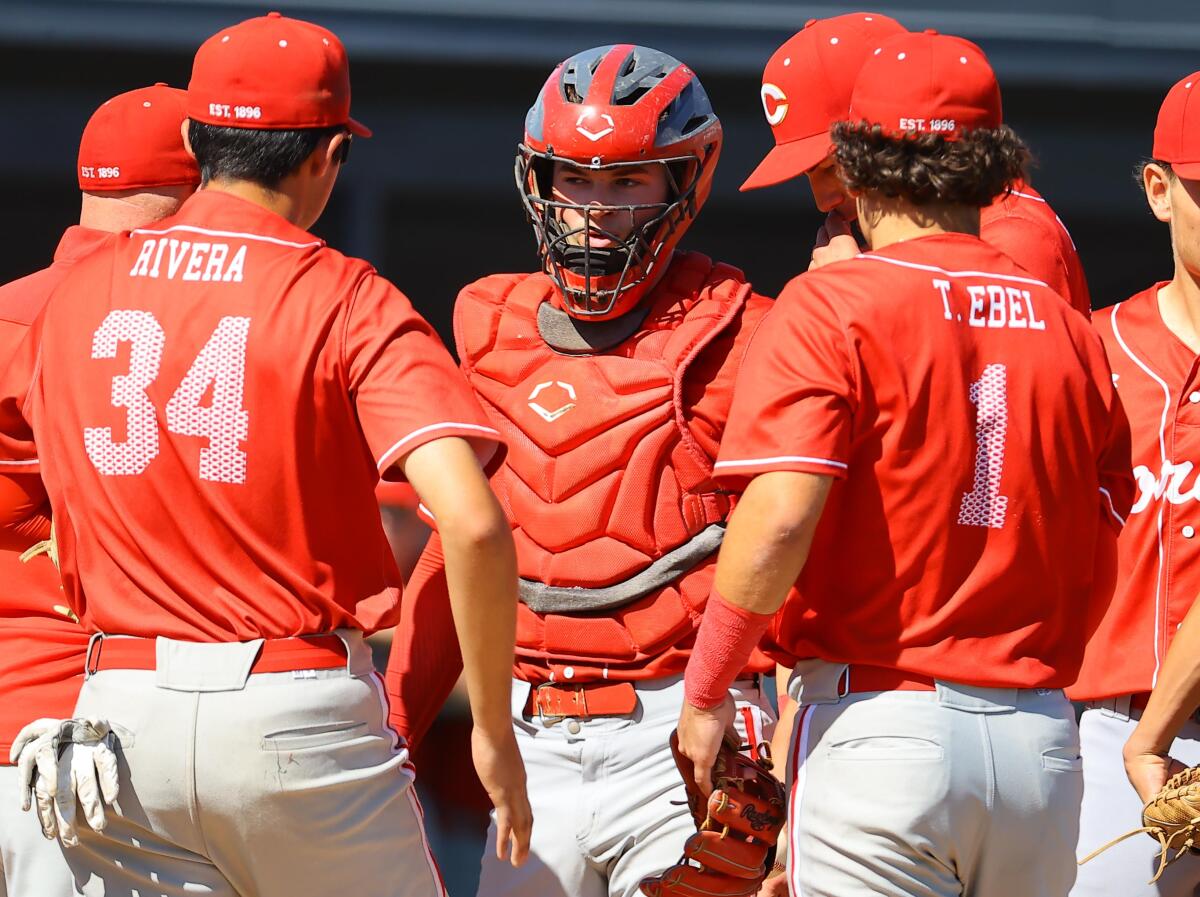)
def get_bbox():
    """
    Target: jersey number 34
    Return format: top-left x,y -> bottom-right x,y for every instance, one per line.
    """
84,309 -> 251,485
